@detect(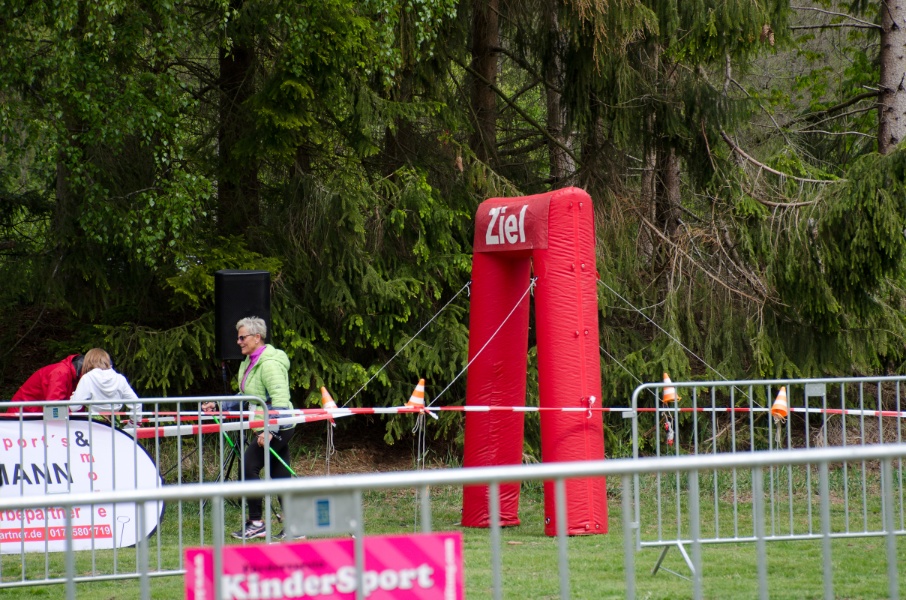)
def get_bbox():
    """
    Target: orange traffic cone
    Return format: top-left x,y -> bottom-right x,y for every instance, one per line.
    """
321,387 -> 338,426
662,373 -> 678,404
320,387 -> 338,410
771,386 -> 788,422
406,378 -> 426,409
